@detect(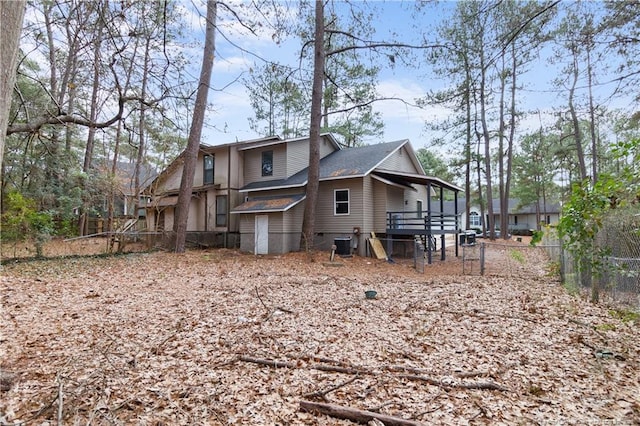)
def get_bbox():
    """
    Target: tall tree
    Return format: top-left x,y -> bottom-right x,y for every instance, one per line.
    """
0,0 -> 26,166
245,63 -> 308,138
245,4 -> 384,147
173,0 -> 217,253
300,0 -> 325,250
